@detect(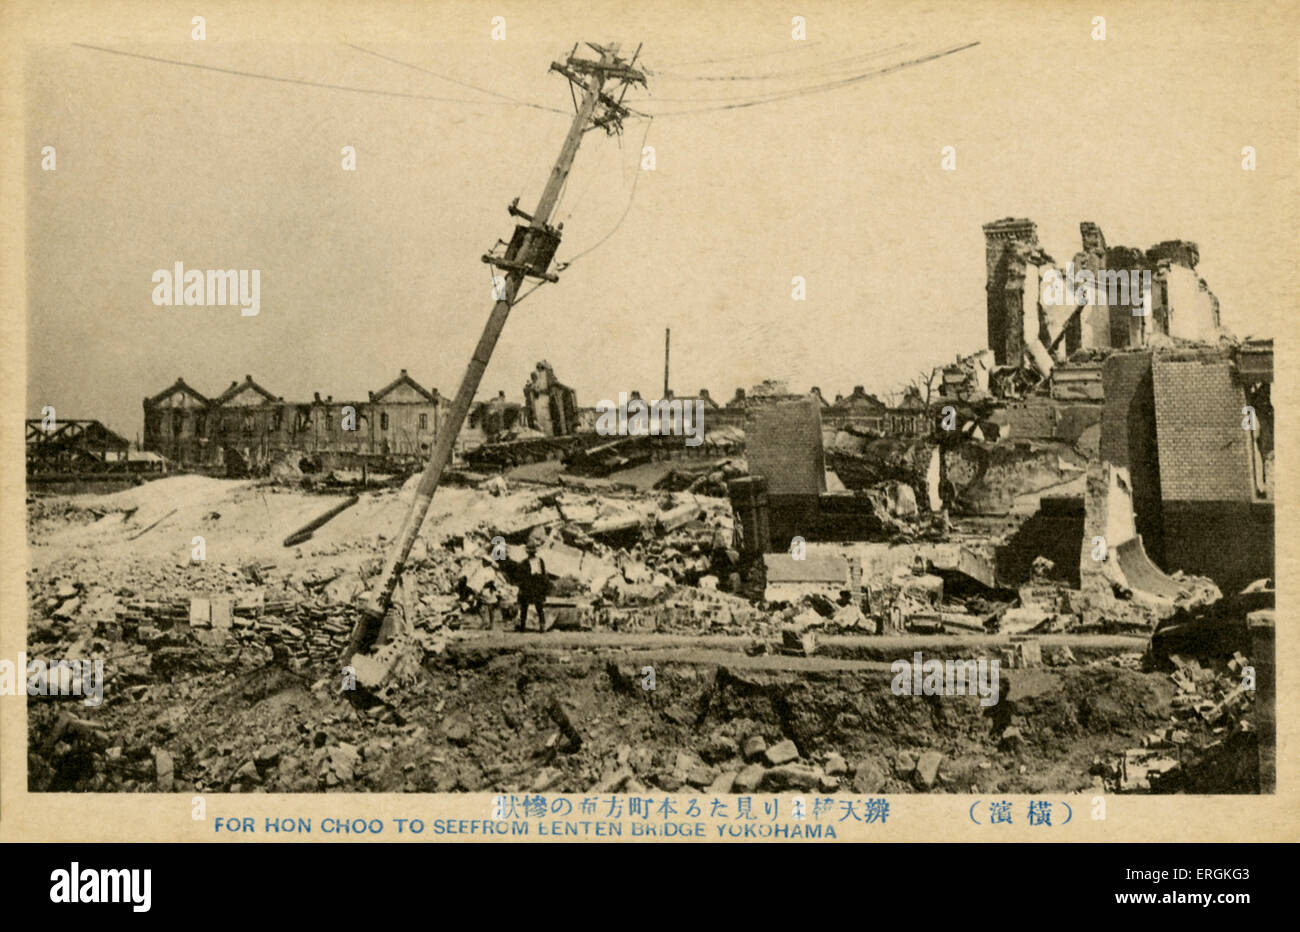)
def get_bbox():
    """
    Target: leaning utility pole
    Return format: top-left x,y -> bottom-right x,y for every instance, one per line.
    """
347,43 -> 646,660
